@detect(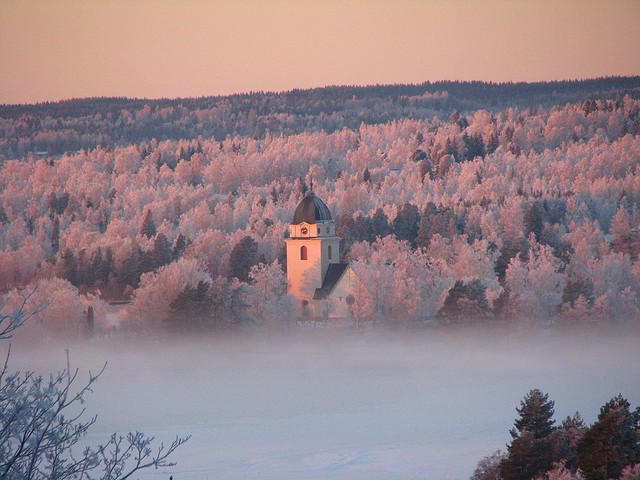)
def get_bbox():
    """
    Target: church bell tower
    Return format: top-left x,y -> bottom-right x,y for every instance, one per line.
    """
285,192 -> 340,303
